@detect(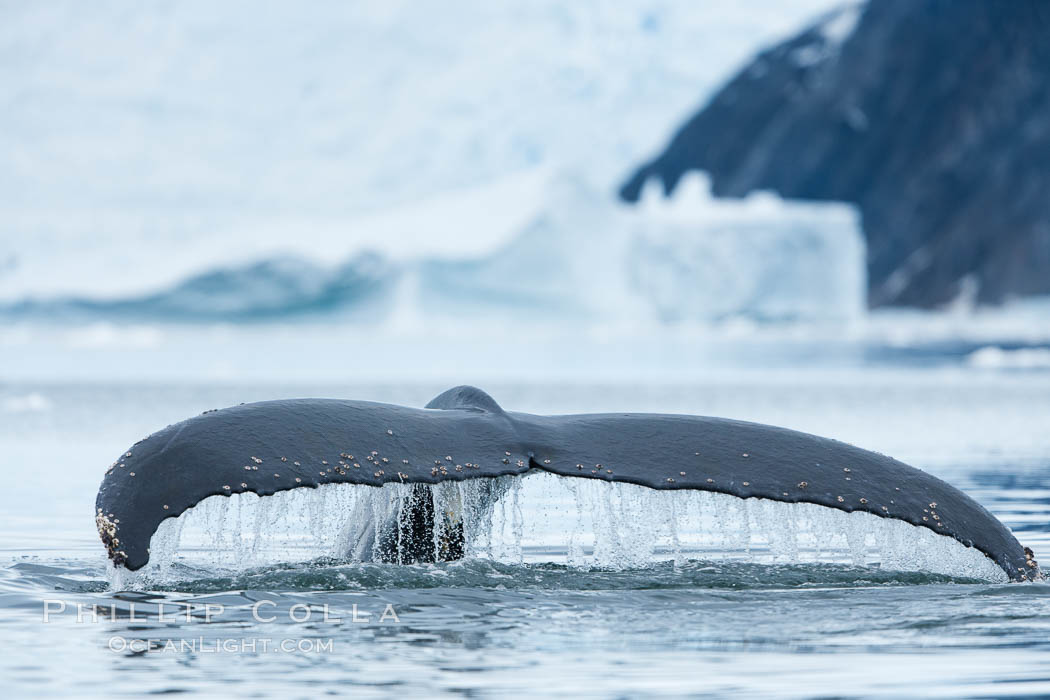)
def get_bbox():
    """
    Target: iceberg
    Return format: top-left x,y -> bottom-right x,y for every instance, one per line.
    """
1,169 -> 864,325
418,171 -> 864,323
